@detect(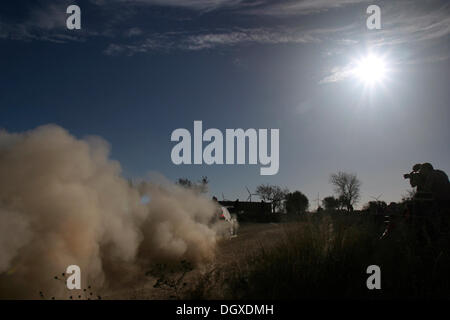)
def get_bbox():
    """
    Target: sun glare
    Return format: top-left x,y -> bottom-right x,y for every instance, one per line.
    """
353,54 -> 388,86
